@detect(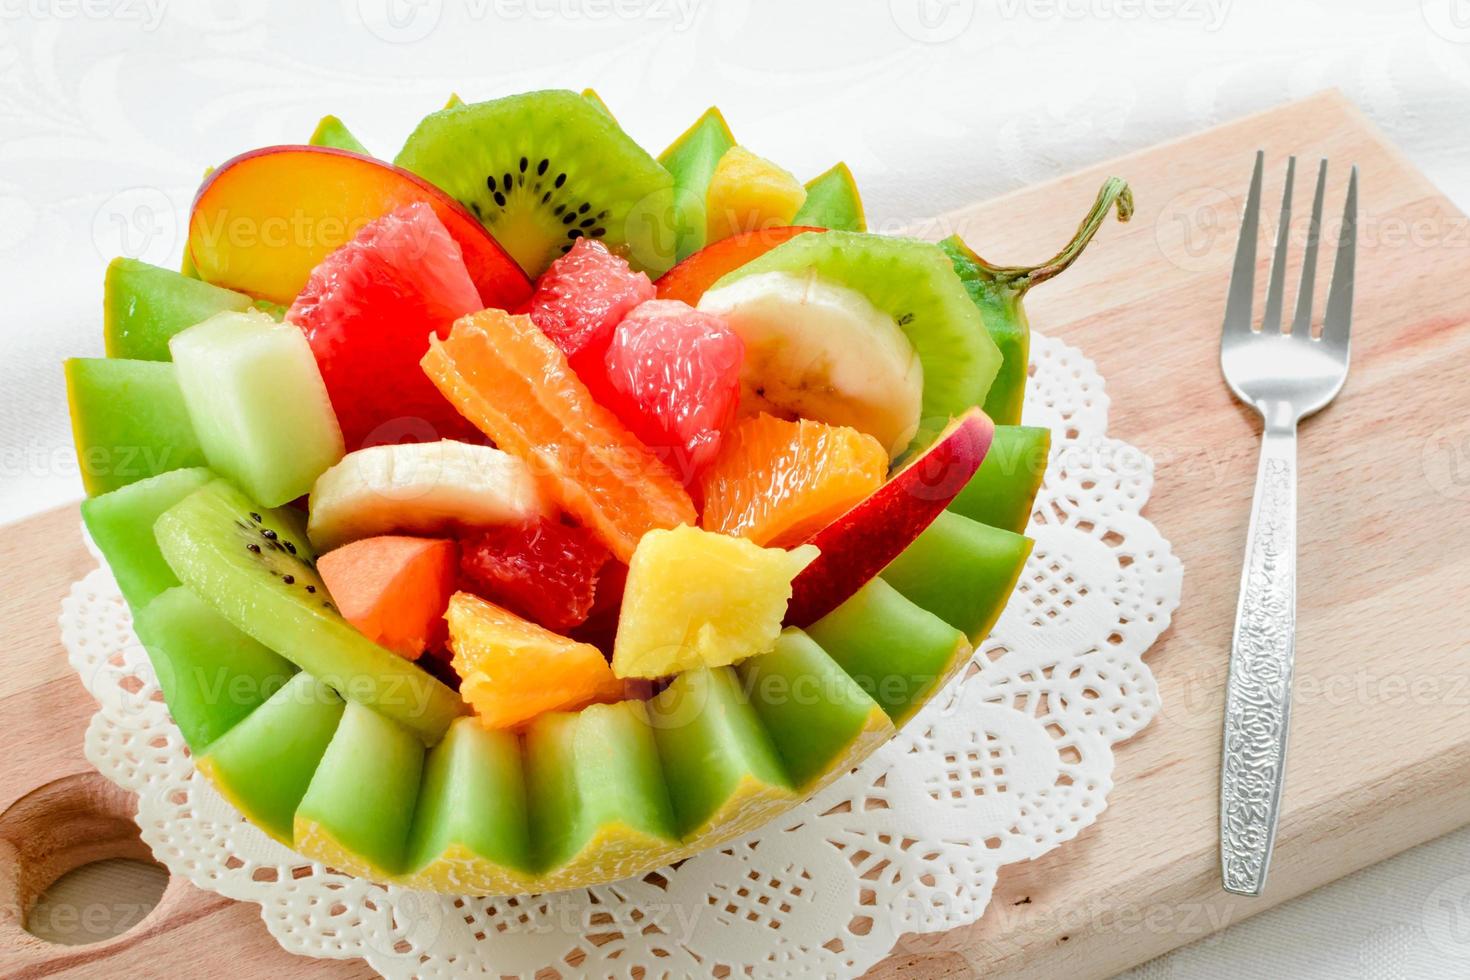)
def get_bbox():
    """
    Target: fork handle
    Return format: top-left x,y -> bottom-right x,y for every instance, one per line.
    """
1220,419 -> 1297,896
